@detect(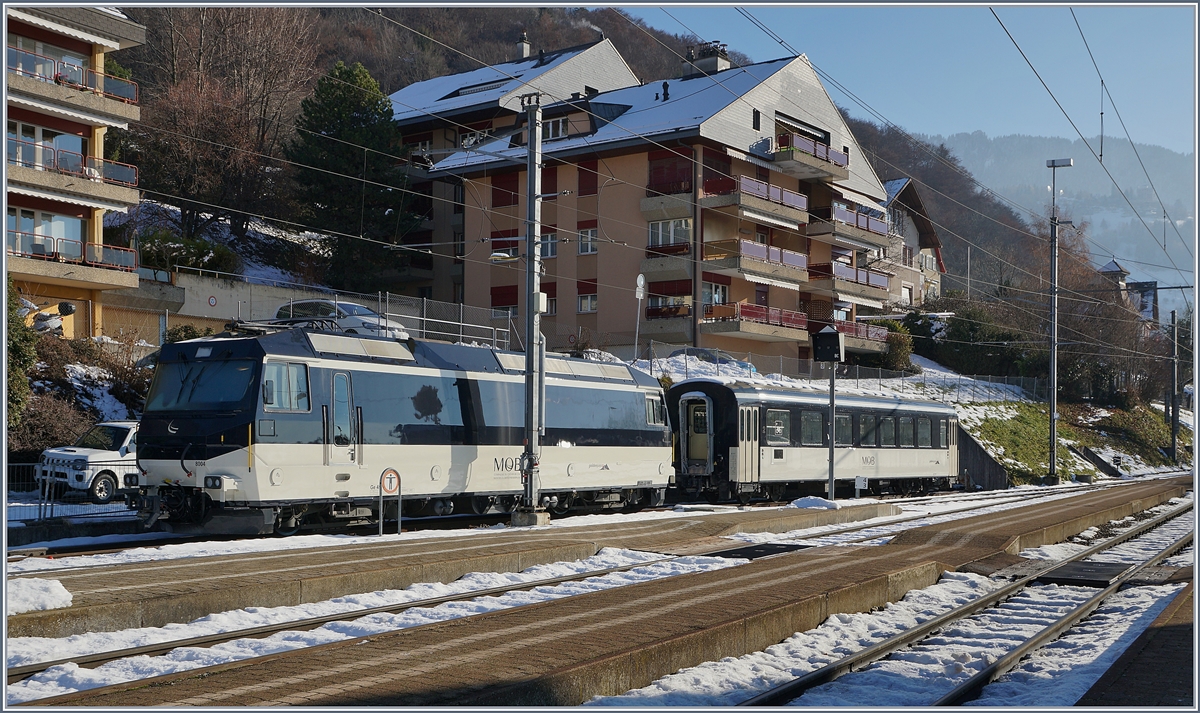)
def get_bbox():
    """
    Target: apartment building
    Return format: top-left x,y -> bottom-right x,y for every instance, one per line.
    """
878,177 -> 944,308
5,6 -> 144,338
388,35 -> 639,304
